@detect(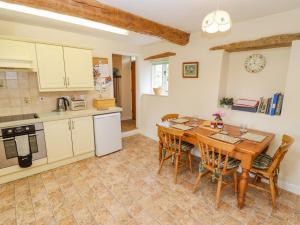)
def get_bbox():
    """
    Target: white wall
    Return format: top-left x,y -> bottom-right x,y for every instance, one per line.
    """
139,8 -> 300,194
225,48 -> 290,99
